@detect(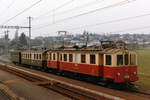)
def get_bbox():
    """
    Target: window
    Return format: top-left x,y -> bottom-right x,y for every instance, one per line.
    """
53,53 -> 55,60
81,54 -> 86,63
117,55 -> 123,65
90,55 -> 95,64
34,54 -> 36,59
37,54 -> 38,59
125,54 -> 129,65
130,54 -> 136,65
69,54 -> 73,62
75,54 -> 78,63
60,54 -> 62,61
64,54 -> 67,61
49,53 -> 51,60
39,54 -> 42,60
106,55 -> 111,65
